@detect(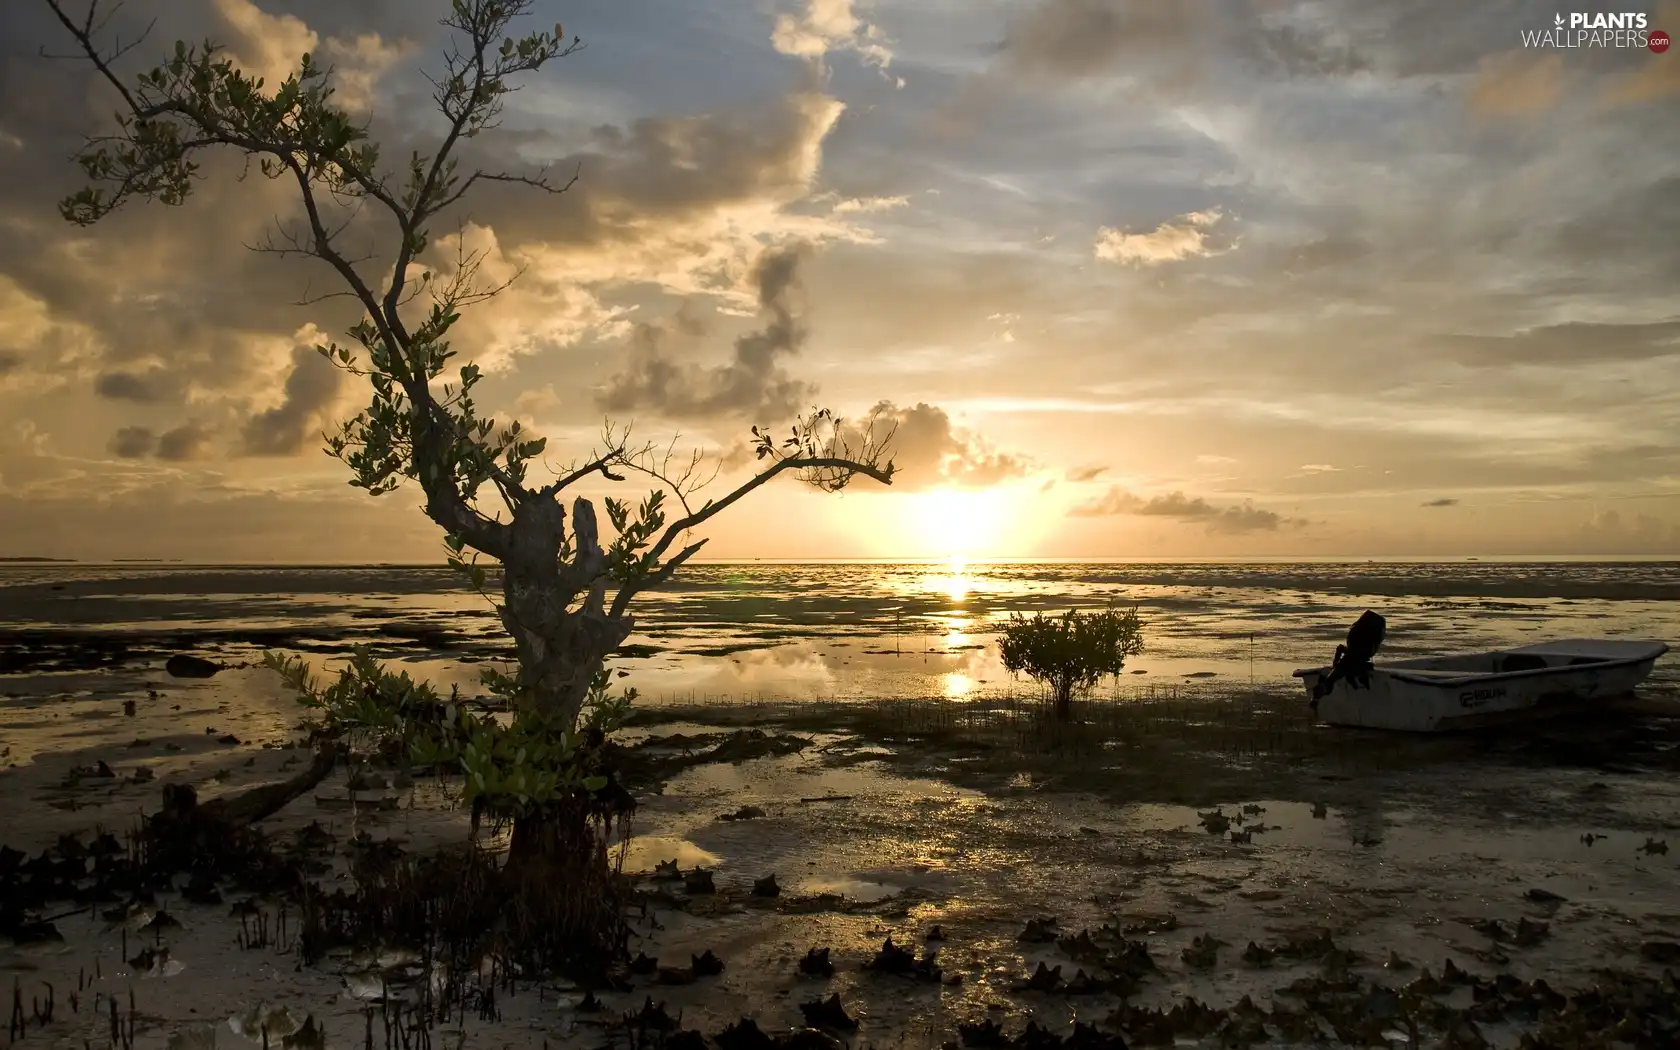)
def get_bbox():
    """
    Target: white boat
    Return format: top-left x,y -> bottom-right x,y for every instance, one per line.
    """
1294,639 -> 1670,732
